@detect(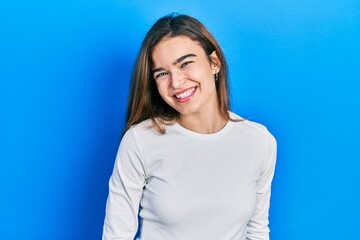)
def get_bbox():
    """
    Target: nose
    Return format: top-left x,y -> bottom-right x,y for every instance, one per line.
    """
170,71 -> 185,89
